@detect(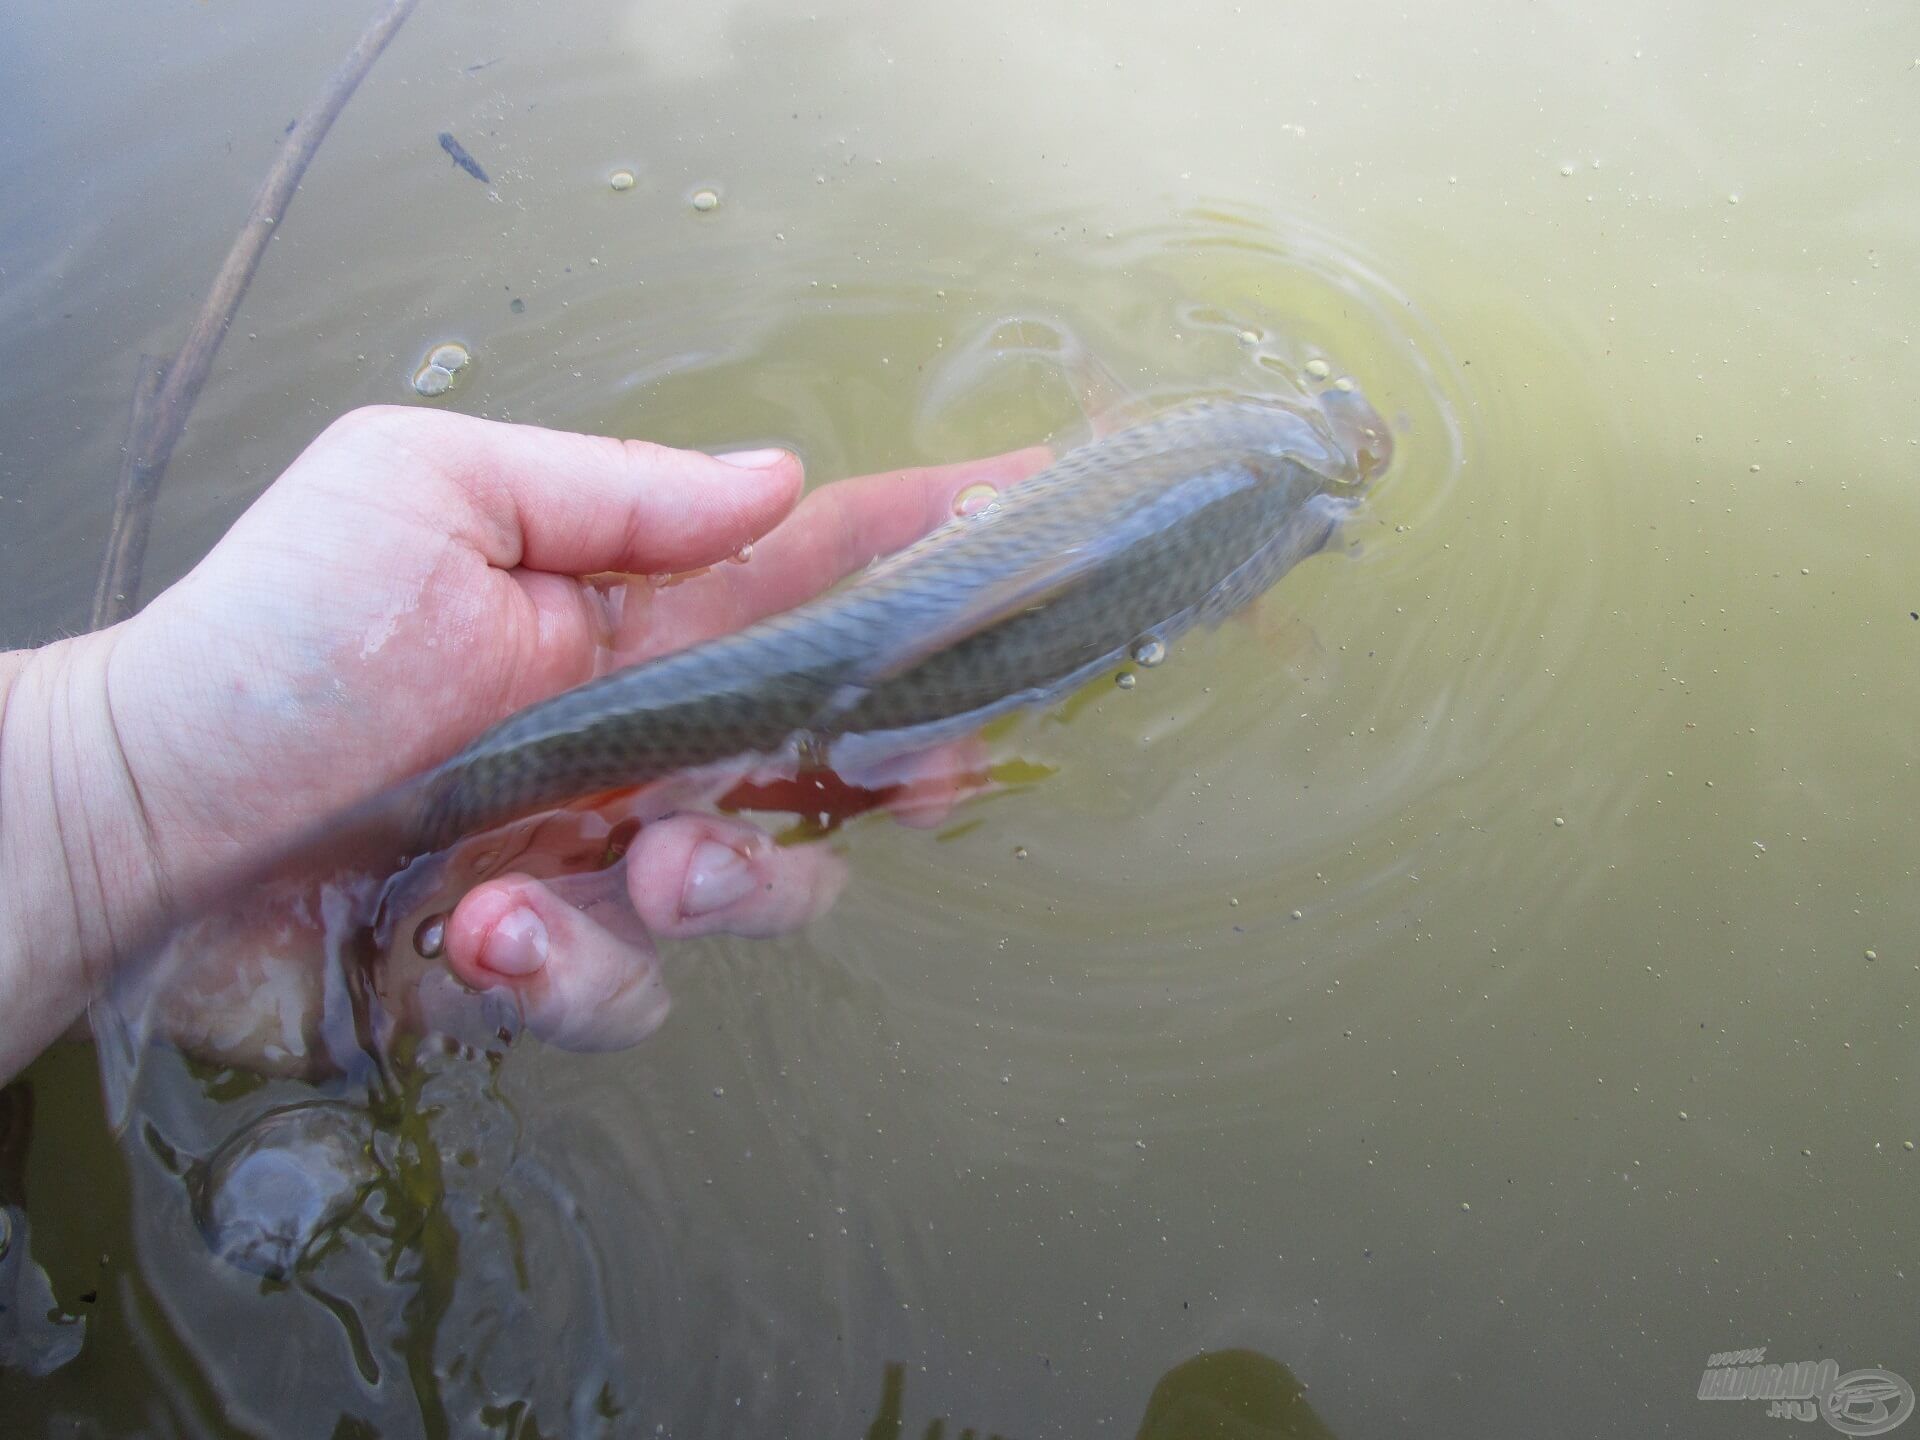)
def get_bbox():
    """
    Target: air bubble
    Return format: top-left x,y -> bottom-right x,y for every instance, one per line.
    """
1131,637 -> 1166,667
691,187 -> 720,212
428,342 -> 470,373
414,913 -> 448,958
609,169 -> 636,191
412,364 -> 454,398
1304,358 -> 1332,380
952,482 -> 999,518
1115,672 -> 1137,690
